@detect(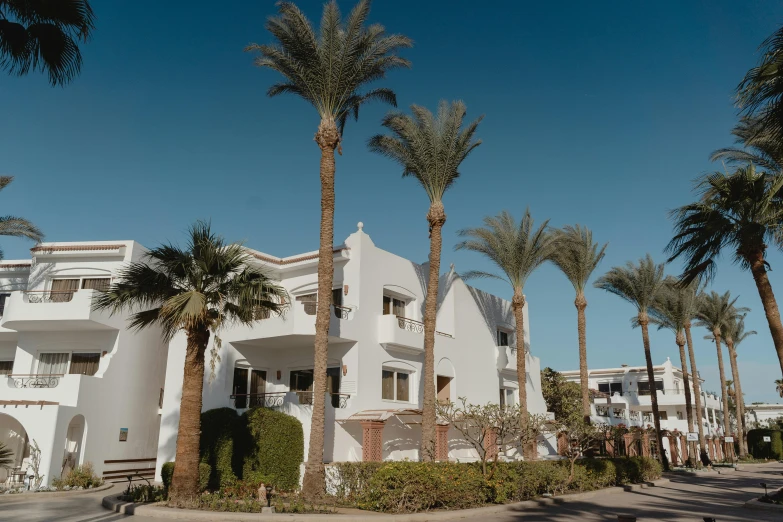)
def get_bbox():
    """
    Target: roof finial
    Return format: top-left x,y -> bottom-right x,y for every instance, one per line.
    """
357,222 -> 364,231
450,263 -> 455,272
